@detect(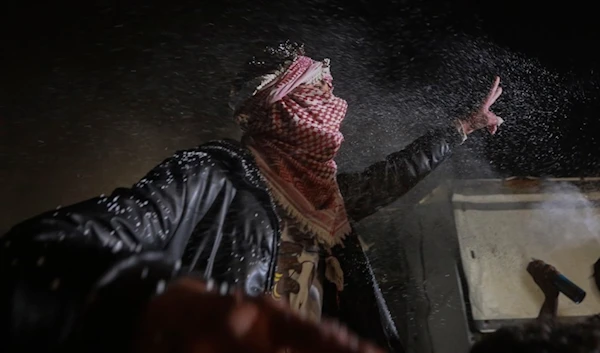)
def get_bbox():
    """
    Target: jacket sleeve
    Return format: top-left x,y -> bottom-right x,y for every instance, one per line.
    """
0,147 -> 225,353
337,123 -> 465,222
